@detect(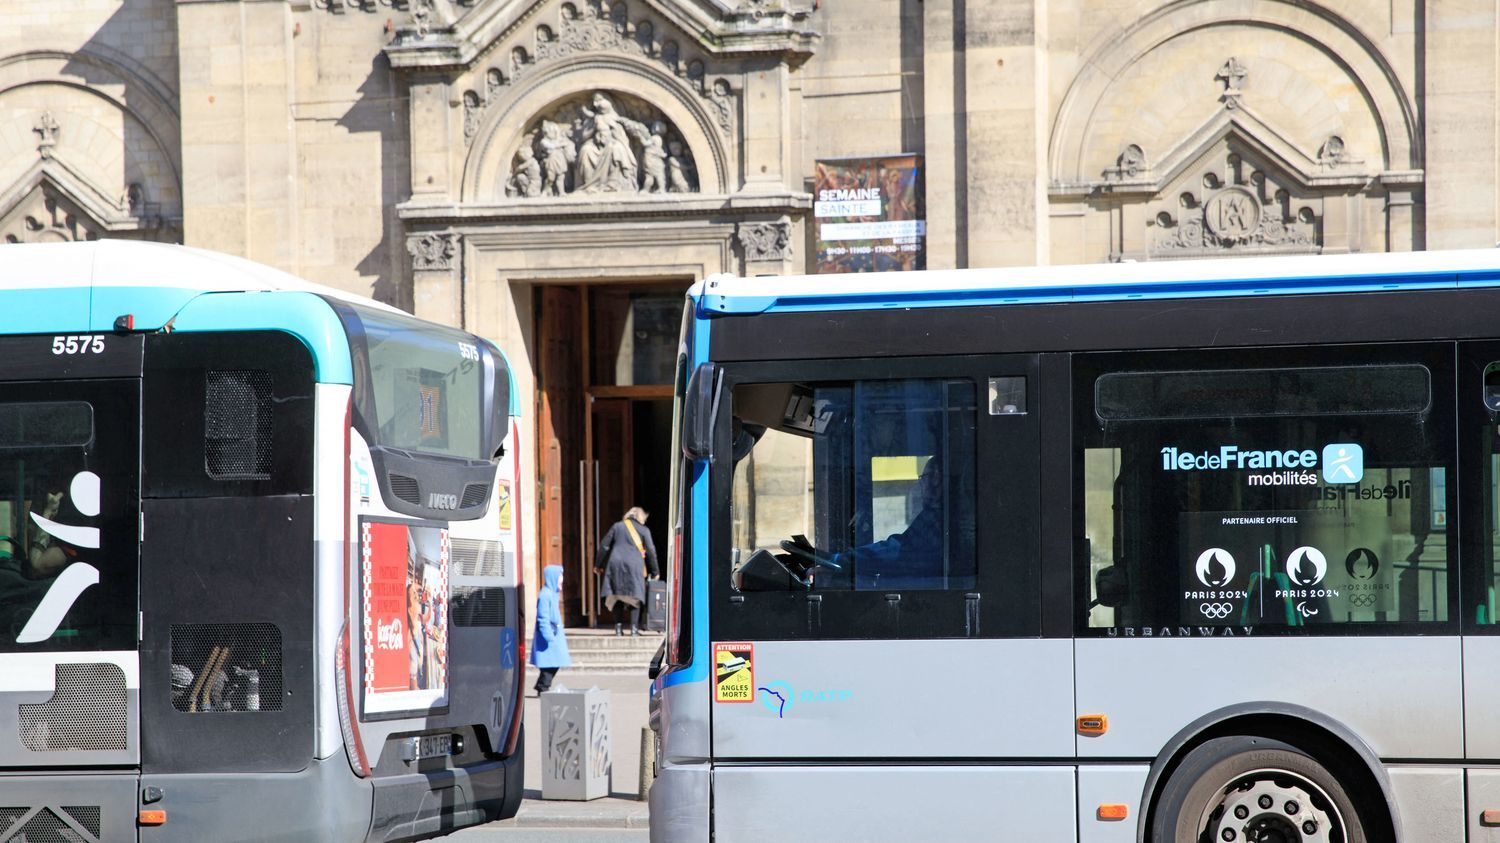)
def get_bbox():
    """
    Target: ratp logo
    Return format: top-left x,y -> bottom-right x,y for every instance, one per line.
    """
1321,444 -> 1363,484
